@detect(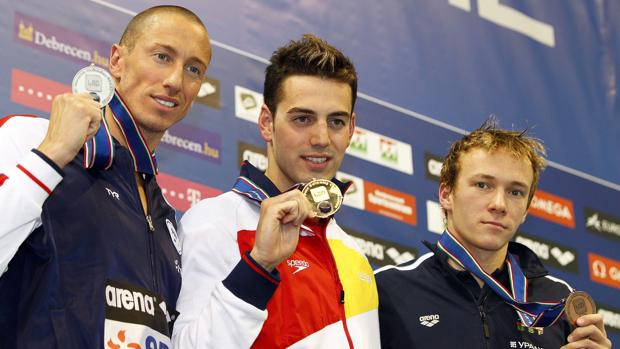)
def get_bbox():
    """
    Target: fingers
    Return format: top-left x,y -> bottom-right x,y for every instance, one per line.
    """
270,190 -> 315,226
563,314 -> 612,349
